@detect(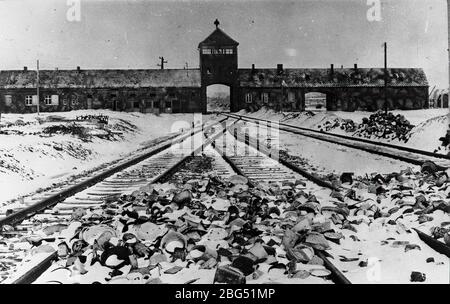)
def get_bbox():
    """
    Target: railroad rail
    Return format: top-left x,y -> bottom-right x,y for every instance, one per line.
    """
0,118 -> 227,228
223,113 -> 450,167
217,120 -> 450,284
211,129 -> 351,284
2,118 -> 235,283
